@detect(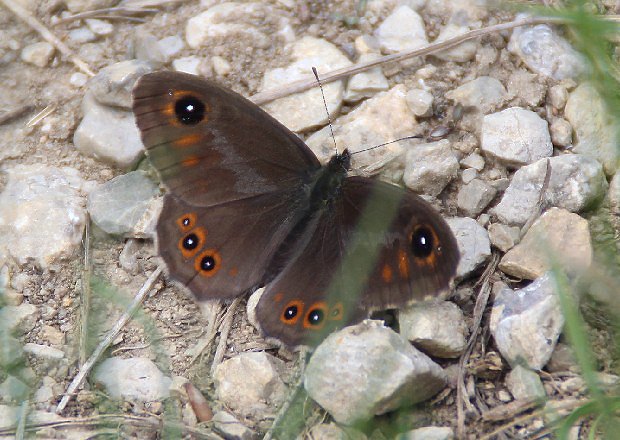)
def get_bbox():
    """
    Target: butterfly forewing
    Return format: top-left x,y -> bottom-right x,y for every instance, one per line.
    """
132,71 -> 321,207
